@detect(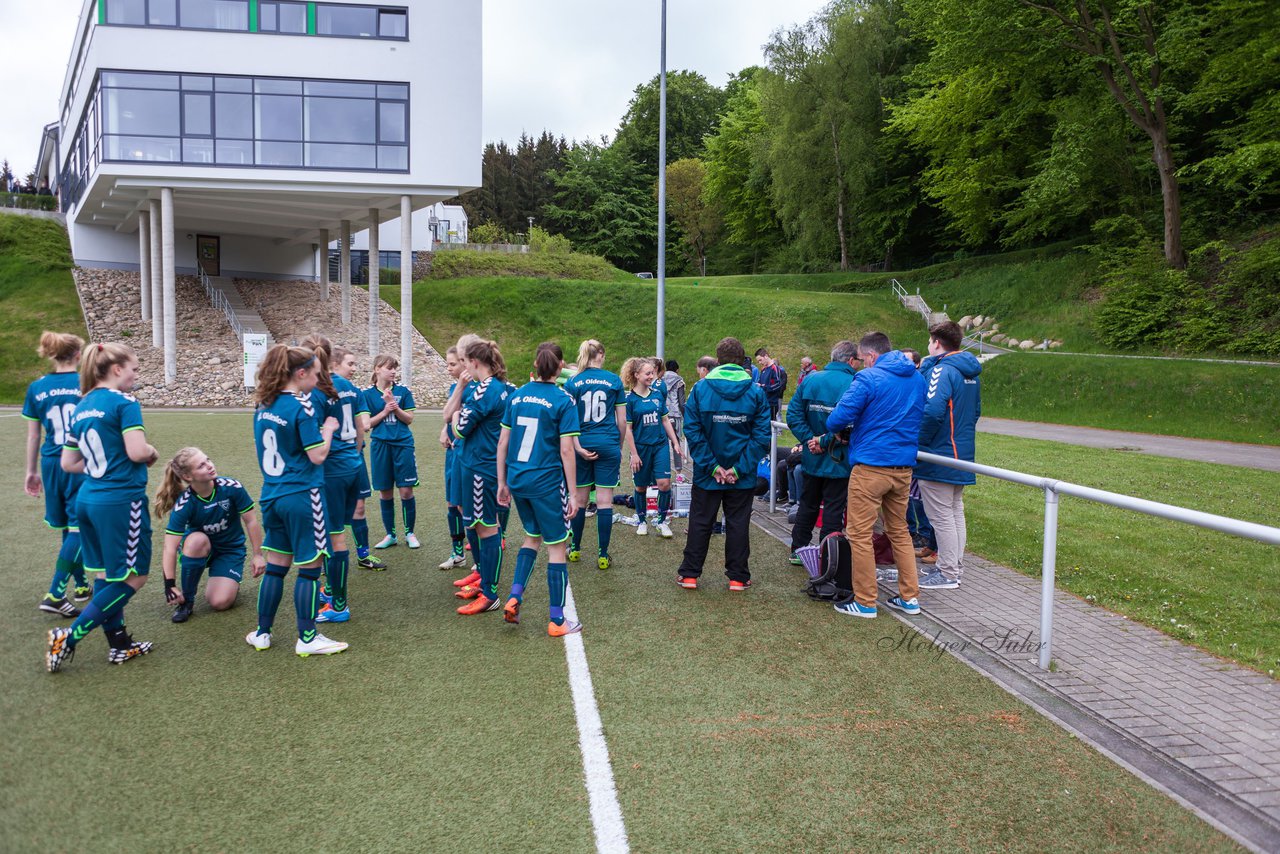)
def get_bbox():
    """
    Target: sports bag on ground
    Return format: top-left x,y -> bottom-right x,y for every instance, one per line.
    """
806,530 -> 852,602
